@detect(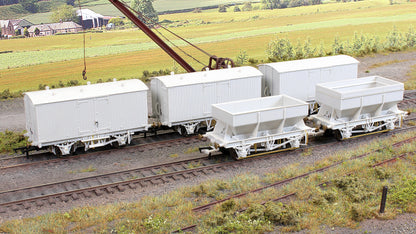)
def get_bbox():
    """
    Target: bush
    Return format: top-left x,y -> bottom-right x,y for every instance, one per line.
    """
108,17 -> 124,26
218,4 -> 227,12
0,130 -> 29,153
0,89 -> 23,100
266,37 -> 294,61
242,2 -> 253,11
234,6 -> 241,12
385,26 -> 406,52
